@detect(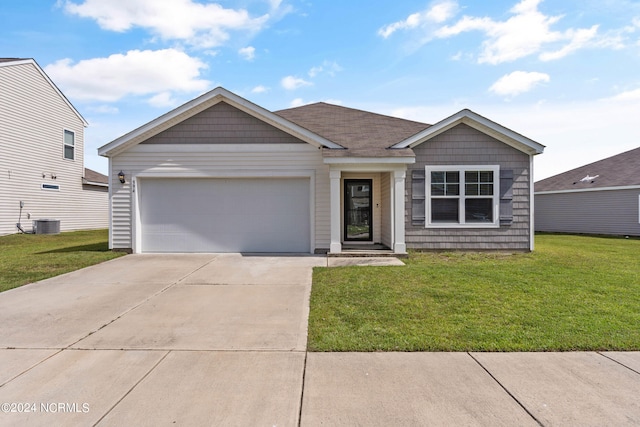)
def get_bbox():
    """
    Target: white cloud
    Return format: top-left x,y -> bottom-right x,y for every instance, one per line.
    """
63,0 -> 275,49
378,0 -> 458,38
238,46 -> 256,61
44,49 -> 210,103
281,75 -> 312,90
148,91 -> 178,108
251,85 -> 269,93
308,60 -> 343,77
289,98 -> 305,107
379,0 -> 623,64
489,71 -> 550,96
436,0 -> 593,64
605,88 -> 640,102
539,26 -> 599,61
87,105 -> 119,114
